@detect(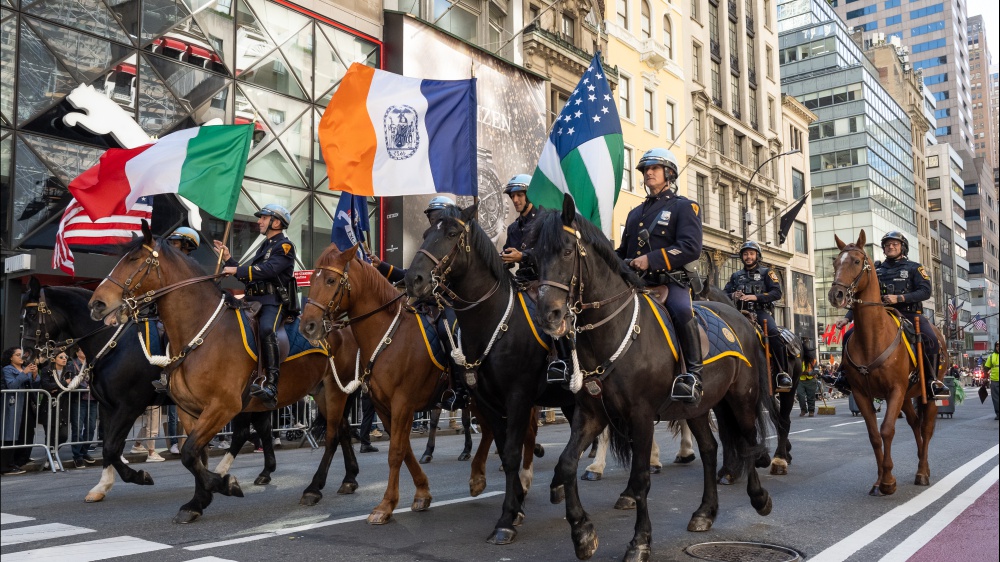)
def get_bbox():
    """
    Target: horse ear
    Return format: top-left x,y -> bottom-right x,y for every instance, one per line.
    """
857,229 -> 866,248
461,203 -> 478,224
141,219 -> 152,245
344,243 -> 359,262
834,234 -> 846,251
28,277 -> 41,298
561,193 -> 576,227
